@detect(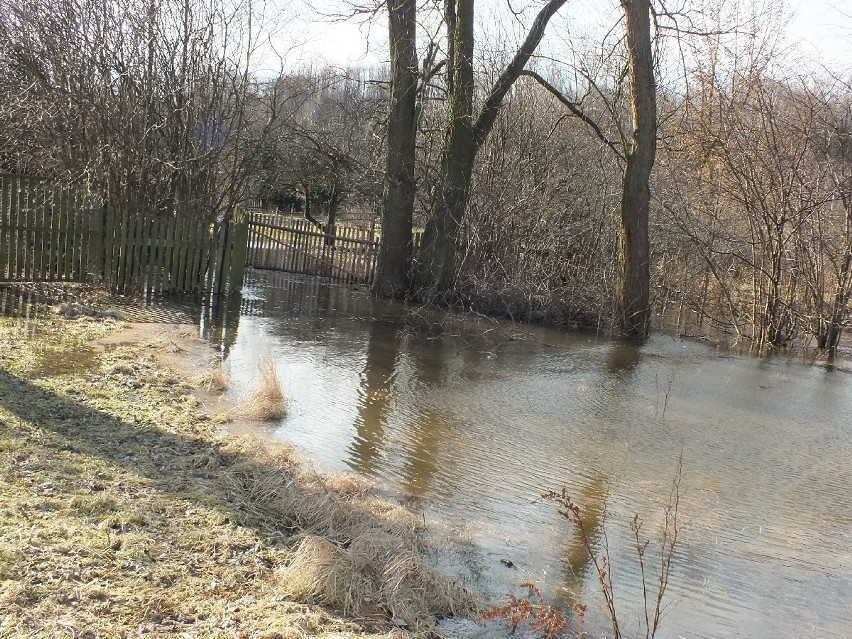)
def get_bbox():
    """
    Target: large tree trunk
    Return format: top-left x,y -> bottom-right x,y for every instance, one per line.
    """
374,0 -> 418,298
414,0 -> 567,292
618,0 -> 656,337
414,0 -> 475,291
